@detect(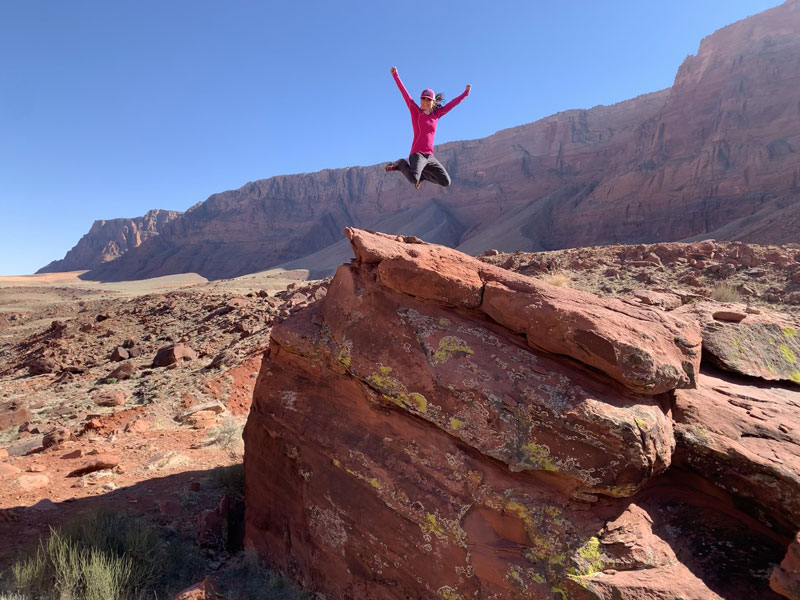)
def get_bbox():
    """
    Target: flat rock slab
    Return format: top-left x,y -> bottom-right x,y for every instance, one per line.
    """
67,454 -> 120,477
